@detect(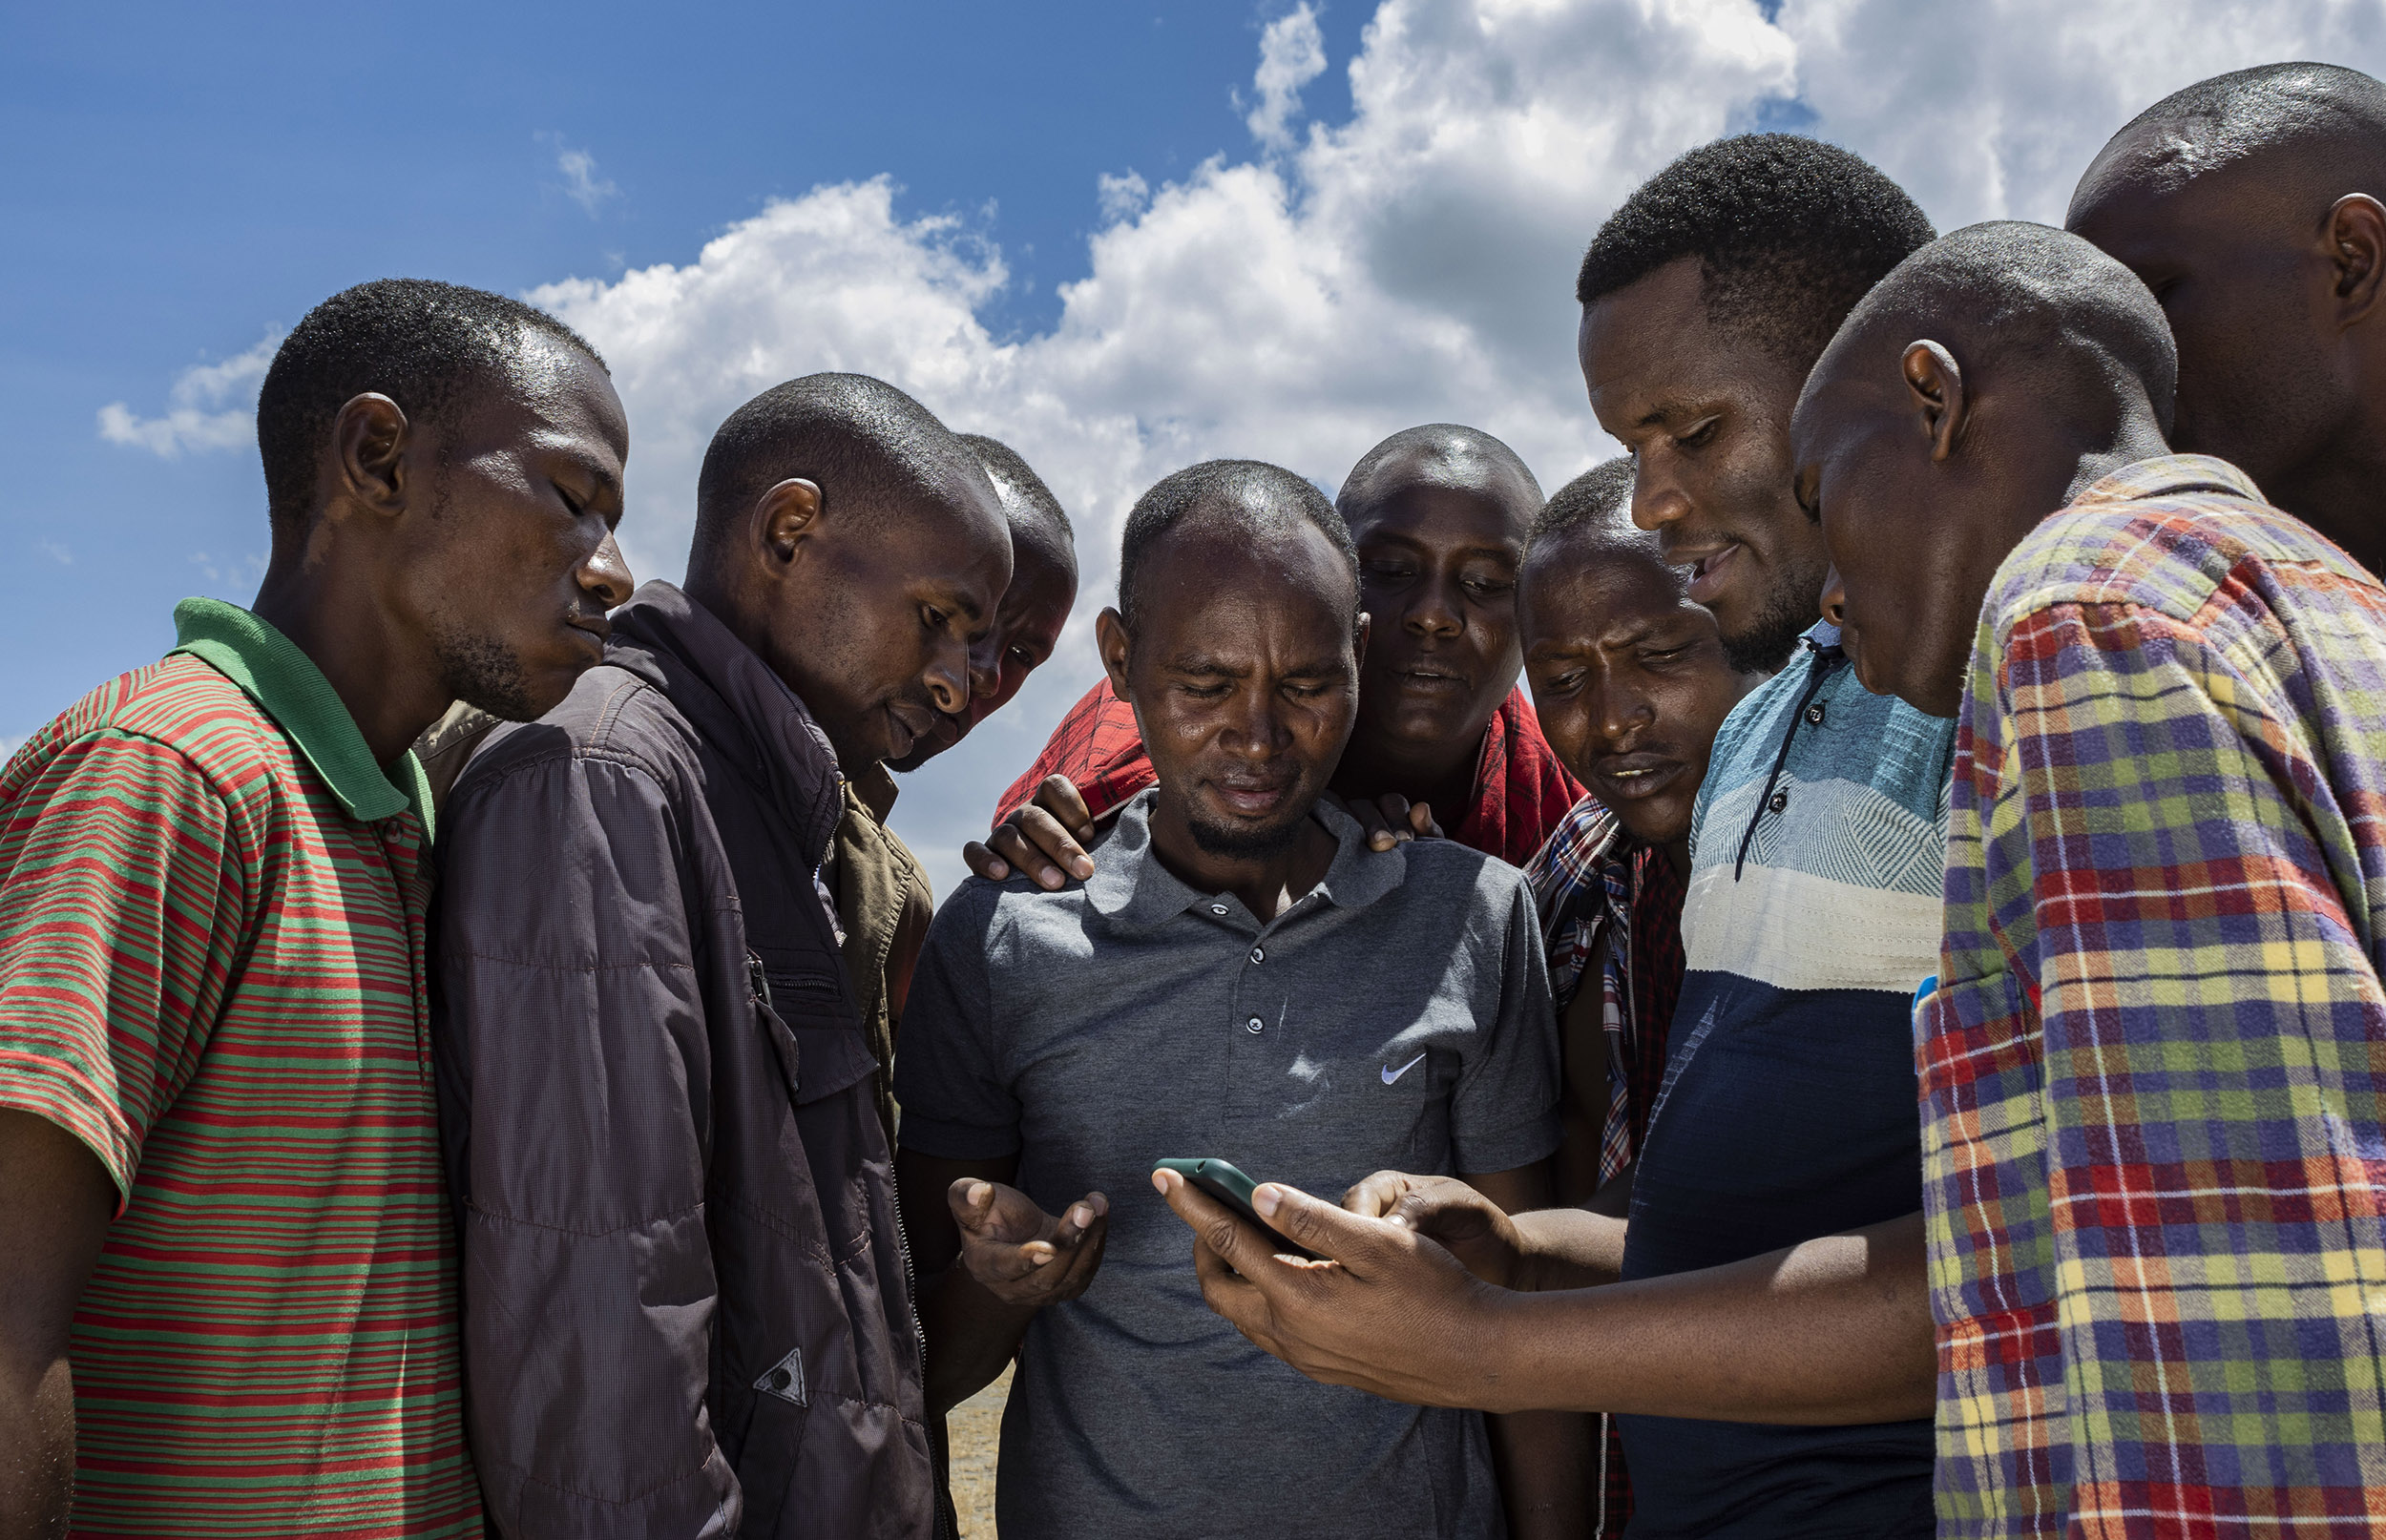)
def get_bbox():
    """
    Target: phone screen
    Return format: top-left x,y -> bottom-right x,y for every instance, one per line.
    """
1153,1157 -> 1325,1260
